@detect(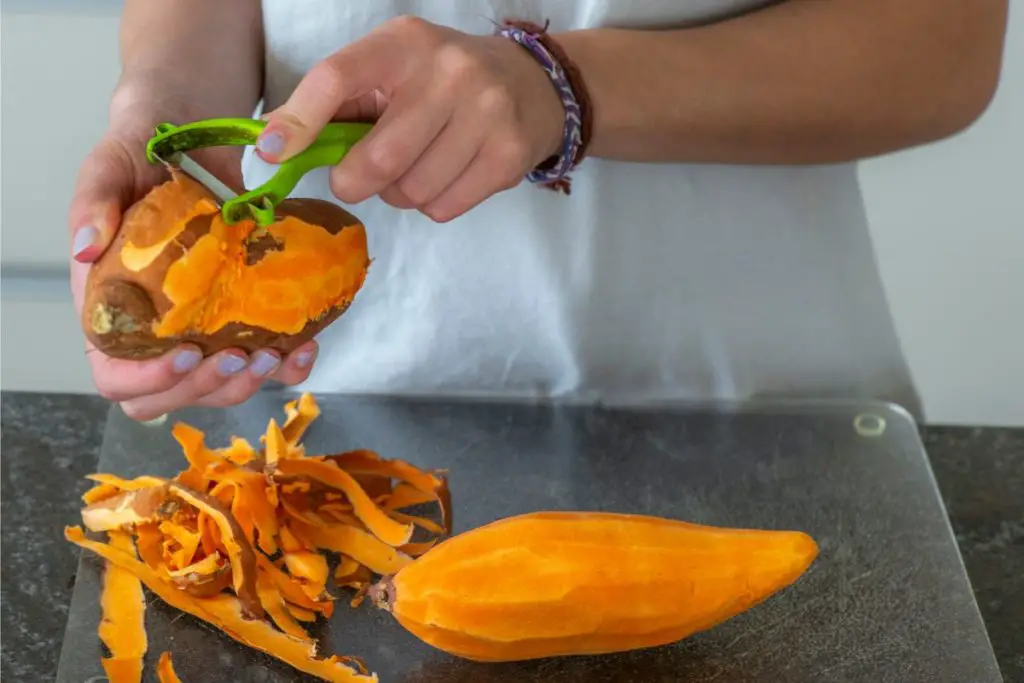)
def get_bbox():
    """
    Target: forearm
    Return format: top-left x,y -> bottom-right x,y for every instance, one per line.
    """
110,0 -> 263,181
555,0 -> 1008,164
